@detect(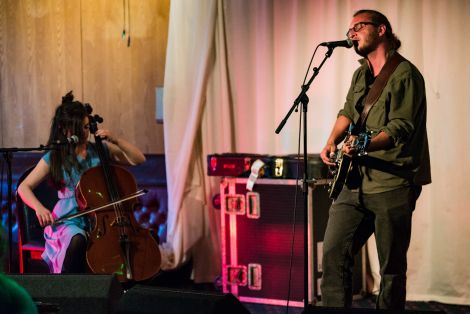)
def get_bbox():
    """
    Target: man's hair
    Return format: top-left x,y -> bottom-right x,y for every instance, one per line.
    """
354,9 -> 401,50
